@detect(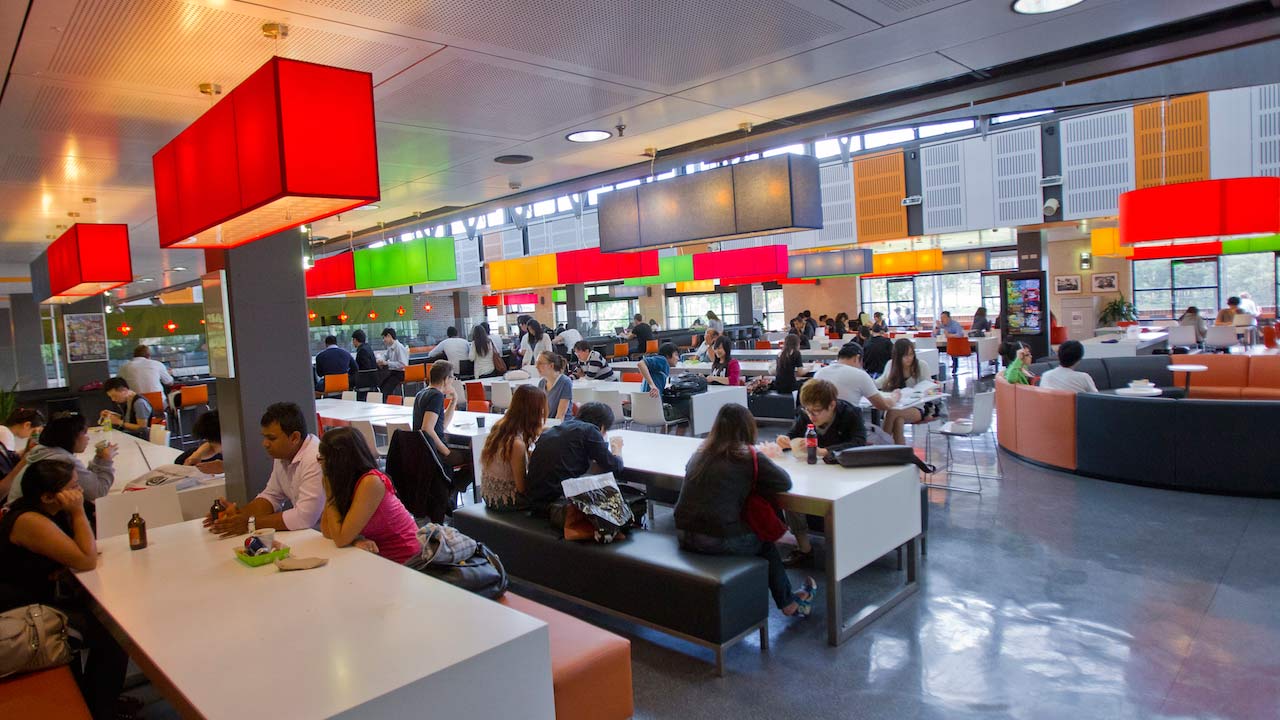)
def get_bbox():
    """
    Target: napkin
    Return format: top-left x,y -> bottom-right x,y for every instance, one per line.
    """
275,556 -> 329,572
